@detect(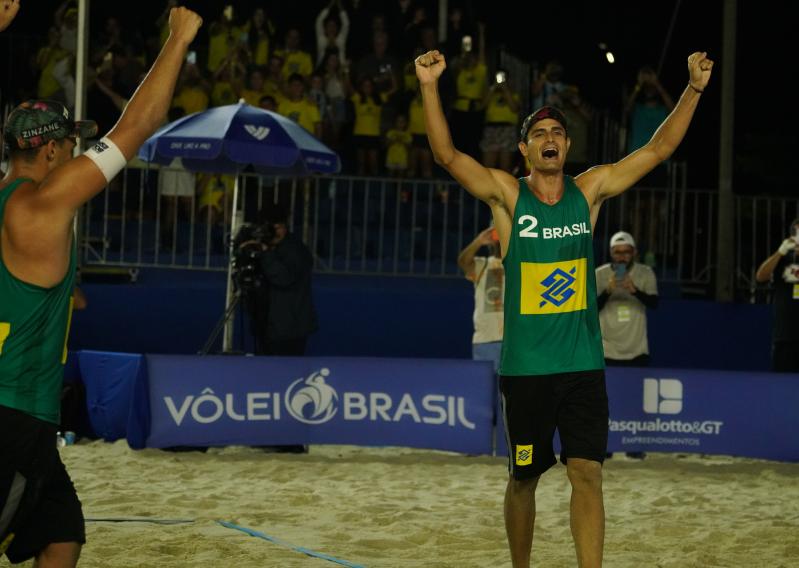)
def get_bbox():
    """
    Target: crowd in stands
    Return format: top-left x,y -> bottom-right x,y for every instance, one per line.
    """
5,0 -> 673,185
